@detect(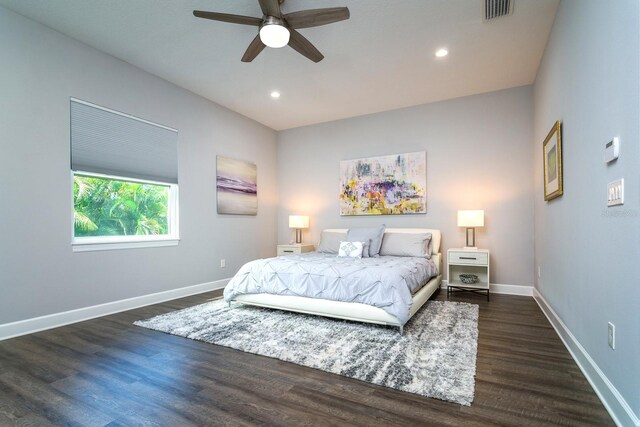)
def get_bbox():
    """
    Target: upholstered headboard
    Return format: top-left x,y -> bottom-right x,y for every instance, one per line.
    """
324,228 -> 441,255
